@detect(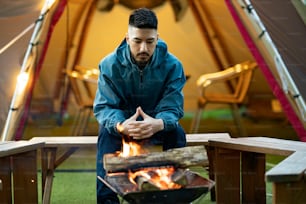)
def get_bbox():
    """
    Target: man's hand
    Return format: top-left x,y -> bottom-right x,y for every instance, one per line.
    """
116,108 -> 139,136
118,107 -> 164,140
